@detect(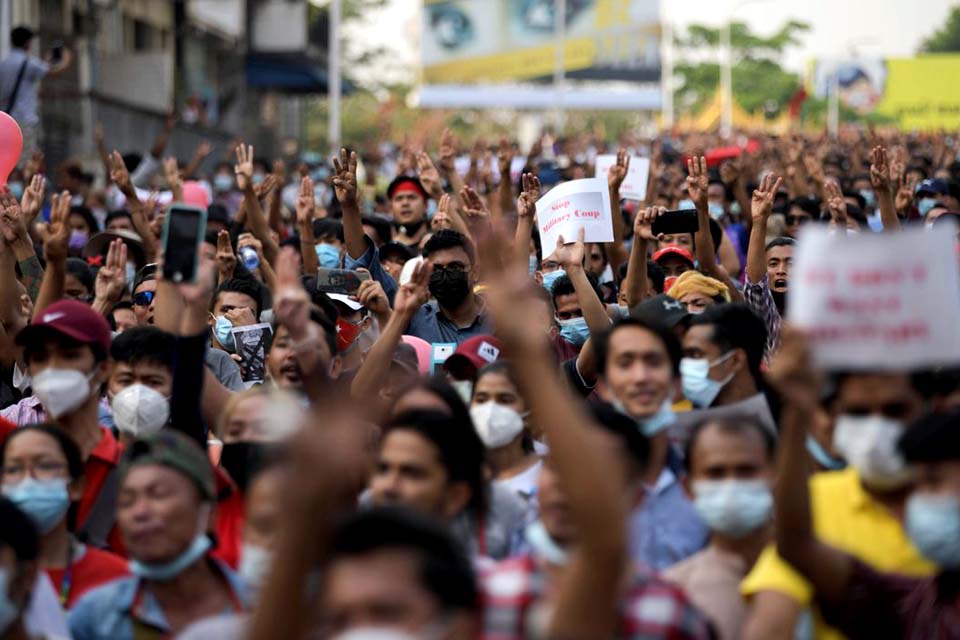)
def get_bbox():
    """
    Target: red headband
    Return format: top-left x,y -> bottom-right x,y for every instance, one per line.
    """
392,181 -> 426,199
